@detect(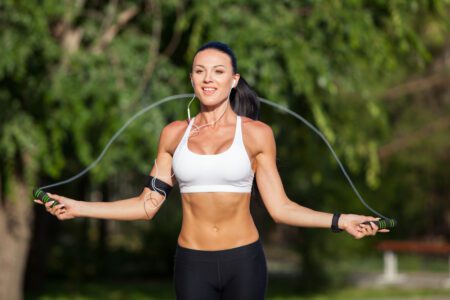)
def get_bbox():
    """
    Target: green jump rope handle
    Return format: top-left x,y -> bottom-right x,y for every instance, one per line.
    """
33,188 -> 60,208
362,218 -> 397,229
